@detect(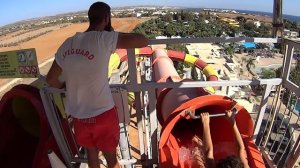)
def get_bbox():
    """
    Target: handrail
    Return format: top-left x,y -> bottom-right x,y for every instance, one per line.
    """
148,37 -> 279,45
